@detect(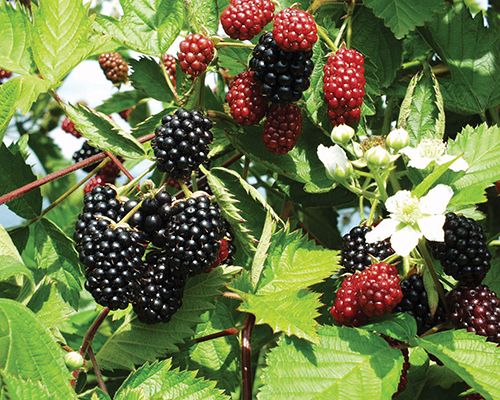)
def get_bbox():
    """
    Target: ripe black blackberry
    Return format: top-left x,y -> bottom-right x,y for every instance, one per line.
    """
341,225 -> 394,273
394,274 -> 445,334
151,108 -> 213,180
164,194 -> 225,276
430,213 -> 491,284
133,250 -> 187,324
119,189 -> 174,248
250,32 -> 313,103
73,141 -> 101,172
447,284 -> 499,344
